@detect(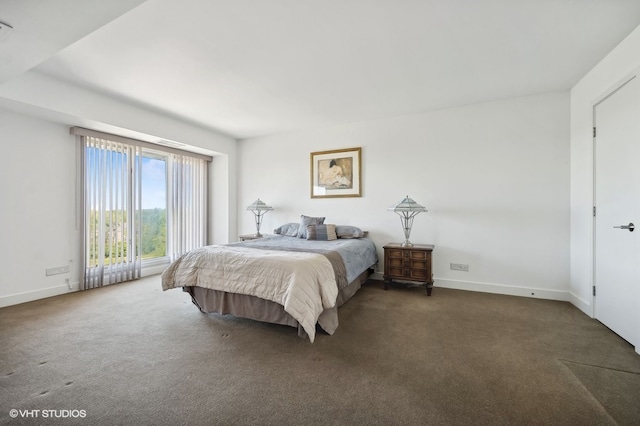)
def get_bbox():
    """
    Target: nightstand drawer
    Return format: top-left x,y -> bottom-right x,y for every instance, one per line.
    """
411,259 -> 427,269
387,266 -> 405,277
410,269 -> 428,280
409,251 -> 427,260
386,249 -> 404,259
387,257 -> 404,268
